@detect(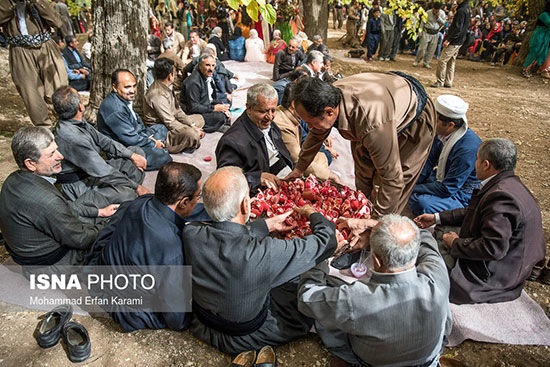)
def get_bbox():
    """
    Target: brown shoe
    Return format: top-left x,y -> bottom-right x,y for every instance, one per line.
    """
231,350 -> 256,367
254,346 -> 277,366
